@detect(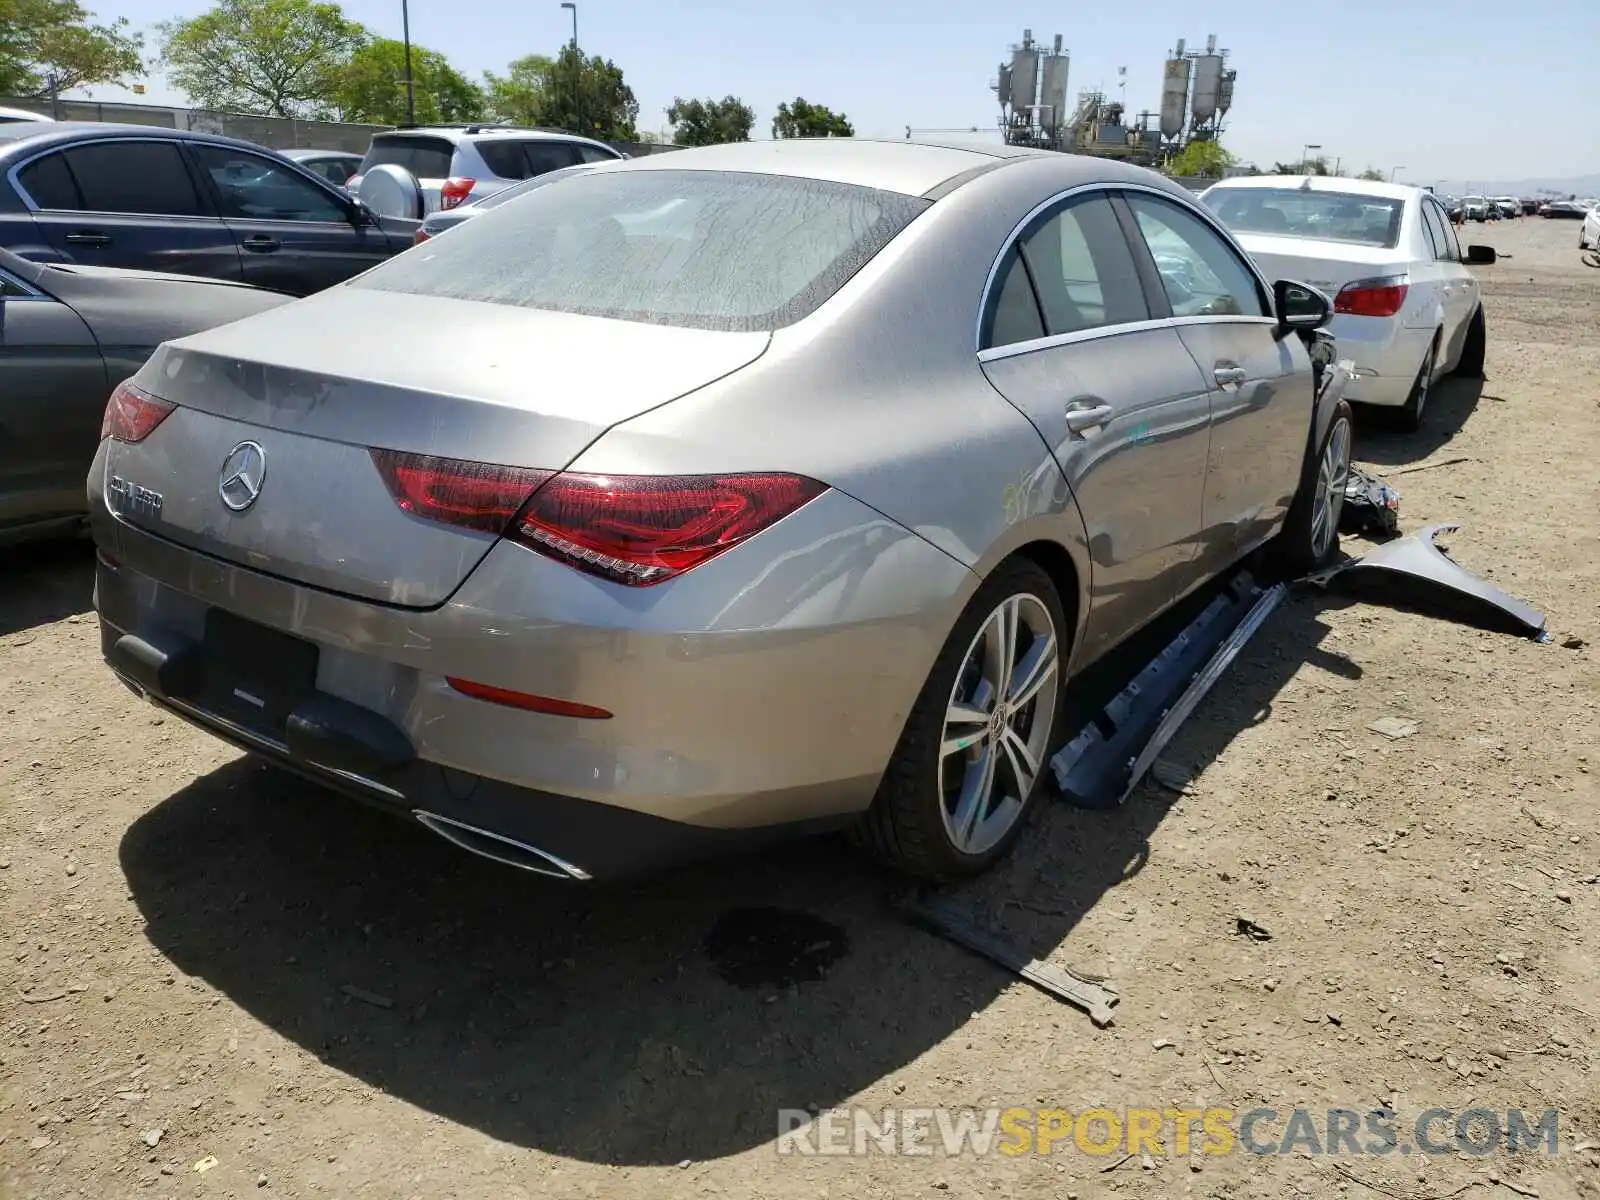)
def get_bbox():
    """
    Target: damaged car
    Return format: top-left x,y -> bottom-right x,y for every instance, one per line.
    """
90,140 -> 1352,883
